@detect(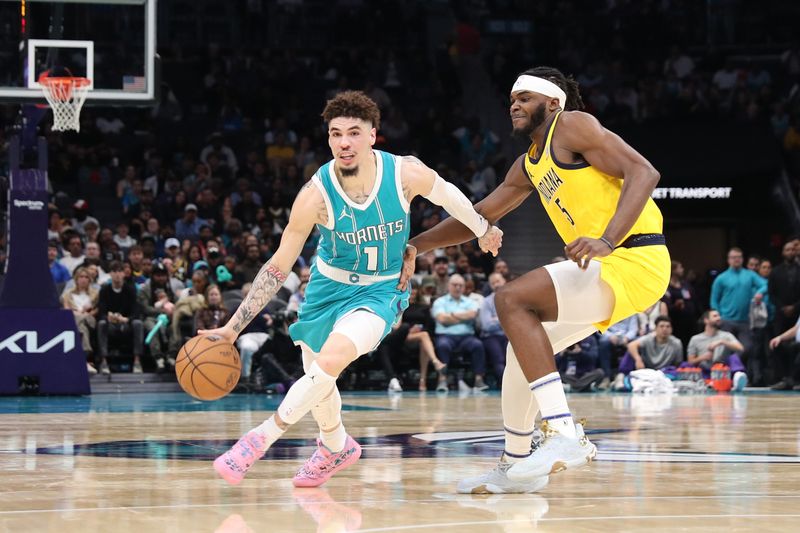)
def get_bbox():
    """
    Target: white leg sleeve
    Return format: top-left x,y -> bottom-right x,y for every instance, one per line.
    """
502,343 -> 540,458
277,361 -> 337,425
302,346 -> 347,451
